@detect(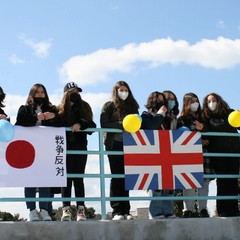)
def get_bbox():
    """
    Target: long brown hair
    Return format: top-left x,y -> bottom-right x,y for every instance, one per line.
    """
145,91 -> 167,112
111,80 -> 139,117
58,90 -> 93,124
25,83 -> 52,111
163,90 -> 179,116
202,92 -> 230,119
181,92 -> 201,118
